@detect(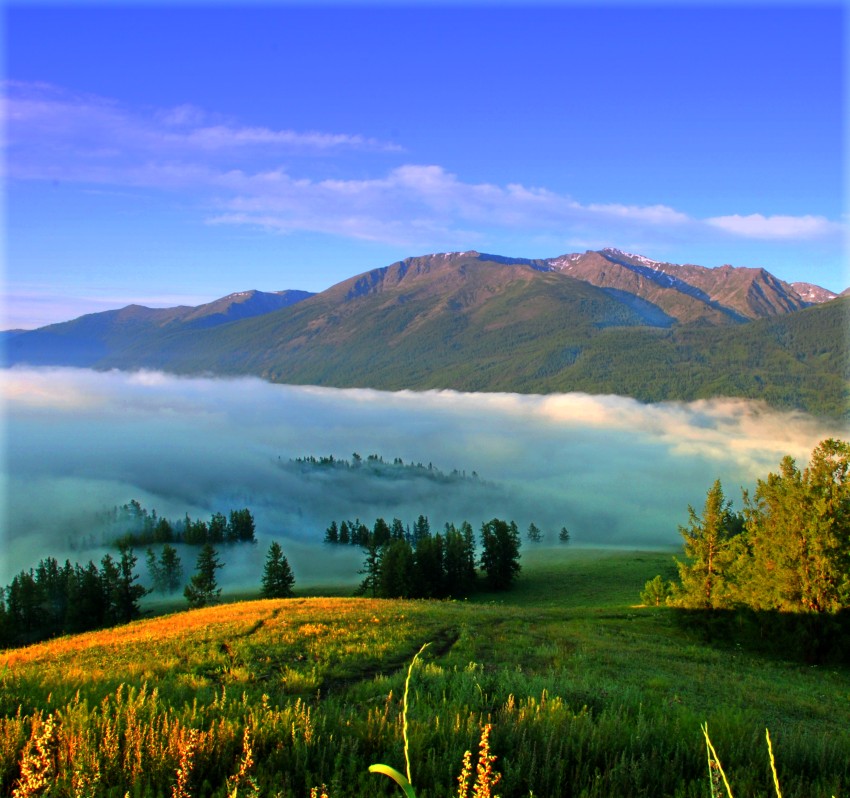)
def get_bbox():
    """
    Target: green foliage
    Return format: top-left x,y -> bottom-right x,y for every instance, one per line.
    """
378,539 -> 416,599
260,542 -> 295,599
743,438 -> 850,613
671,480 -> 743,609
479,518 -> 522,591
671,439 -> 850,620
526,522 -> 543,543
293,452 -> 481,485
109,501 -> 256,547
355,516 -> 478,600
0,547 -> 148,649
184,543 -> 223,608
146,543 -> 184,595
640,574 -> 673,607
